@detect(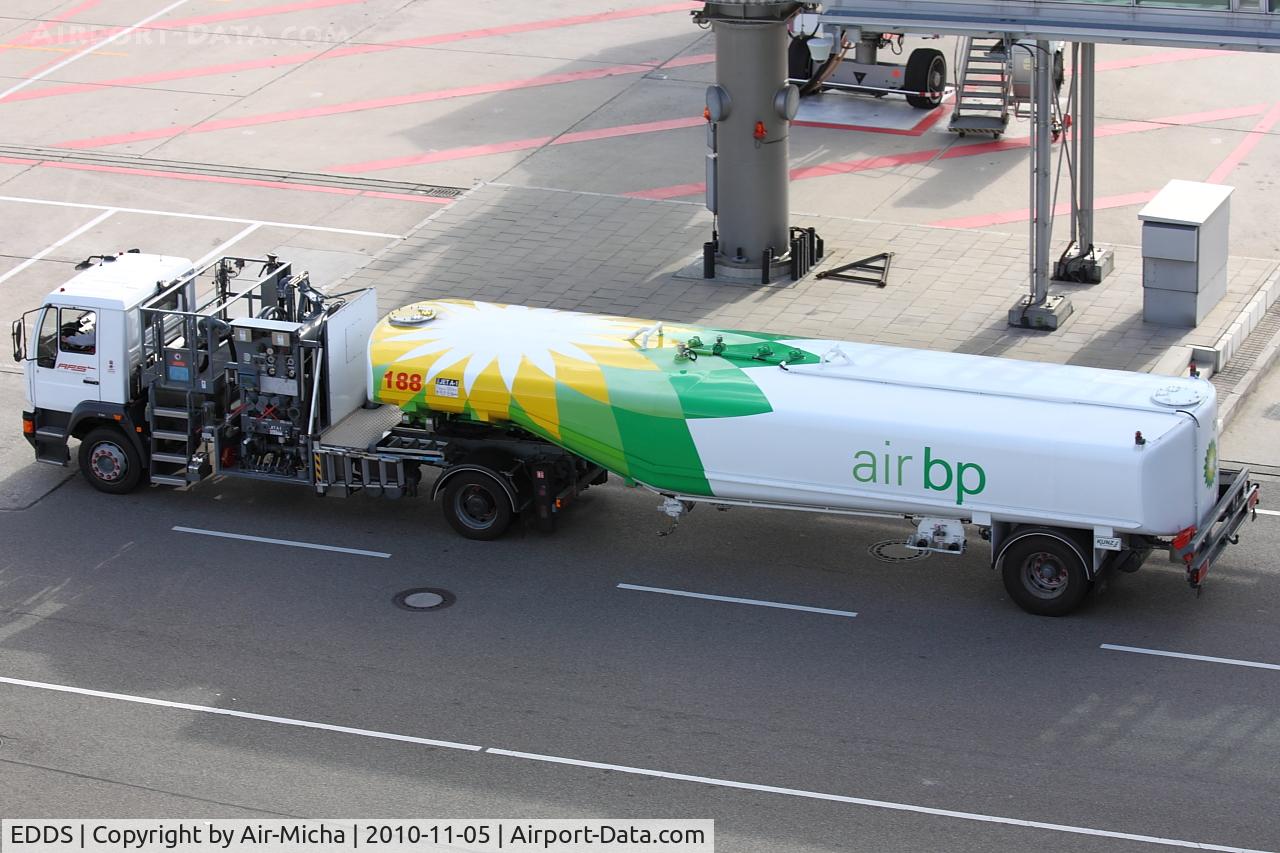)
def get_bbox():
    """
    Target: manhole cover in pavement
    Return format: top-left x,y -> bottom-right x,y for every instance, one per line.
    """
393,587 -> 456,611
868,539 -> 930,564
1264,403 -> 1280,421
